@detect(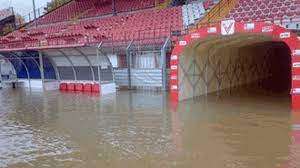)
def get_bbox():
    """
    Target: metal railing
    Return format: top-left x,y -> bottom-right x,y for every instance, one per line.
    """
18,0 -> 73,27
